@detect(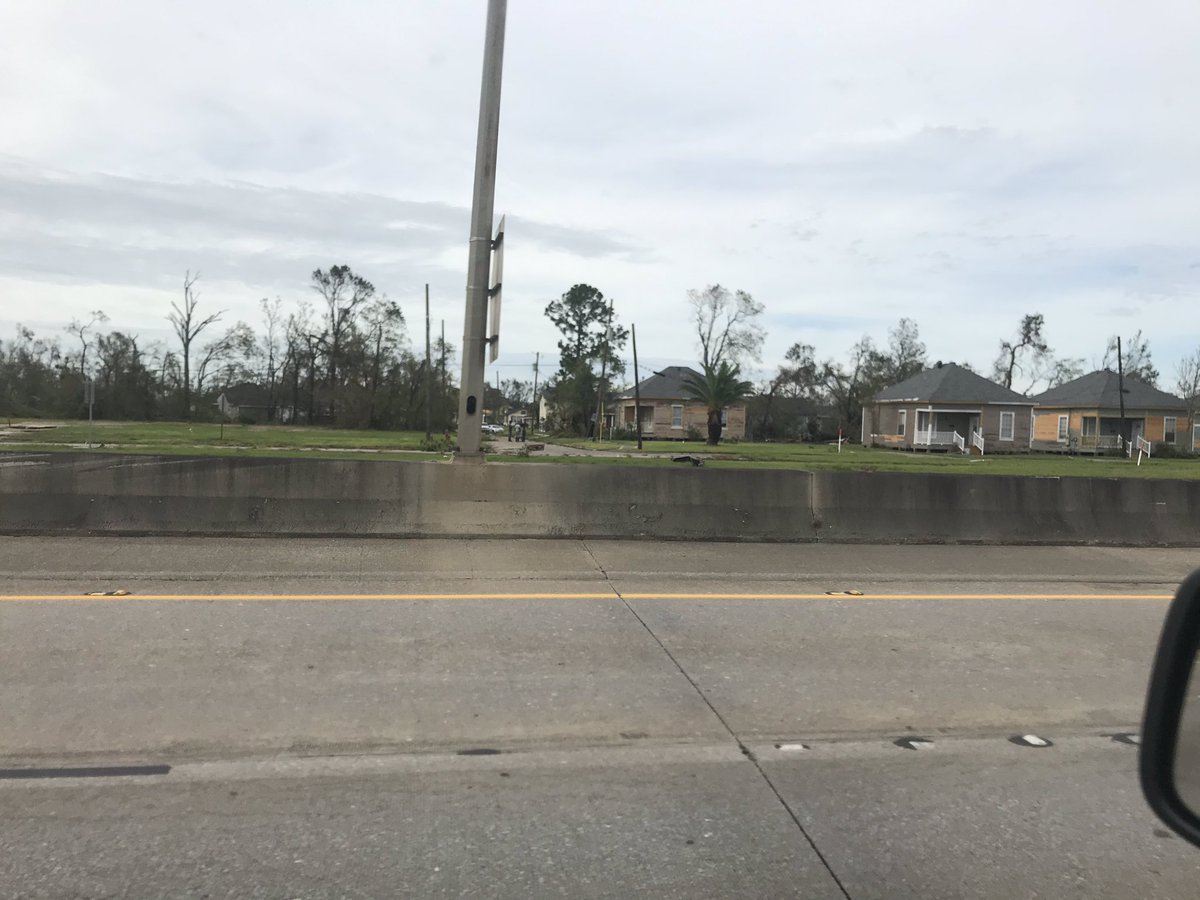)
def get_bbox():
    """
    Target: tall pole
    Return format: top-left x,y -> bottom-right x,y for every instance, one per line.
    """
456,0 -> 507,458
424,284 -> 432,440
632,324 -> 643,450
1117,335 -> 1127,449
440,320 -> 447,431
593,299 -> 613,441
532,351 -> 540,430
